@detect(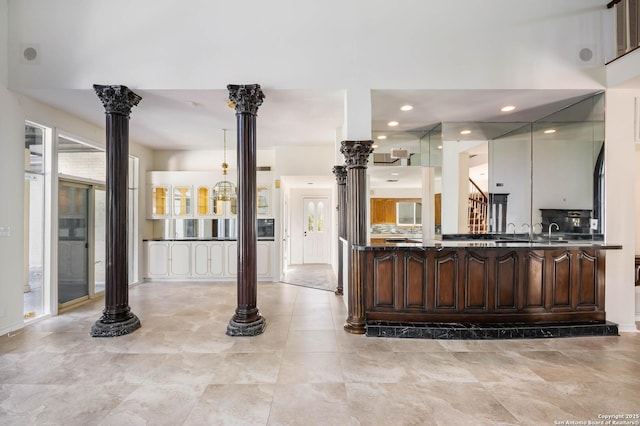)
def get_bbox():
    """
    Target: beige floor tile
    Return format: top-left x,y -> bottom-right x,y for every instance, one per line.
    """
268,383 -> 350,425
1,277 -> 638,426
346,382 -> 519,426
184,384 -> 275,425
